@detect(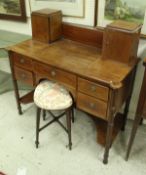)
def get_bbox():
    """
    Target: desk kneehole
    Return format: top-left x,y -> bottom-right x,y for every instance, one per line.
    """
34,61 -> 77,89
36,73 -> 77,100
